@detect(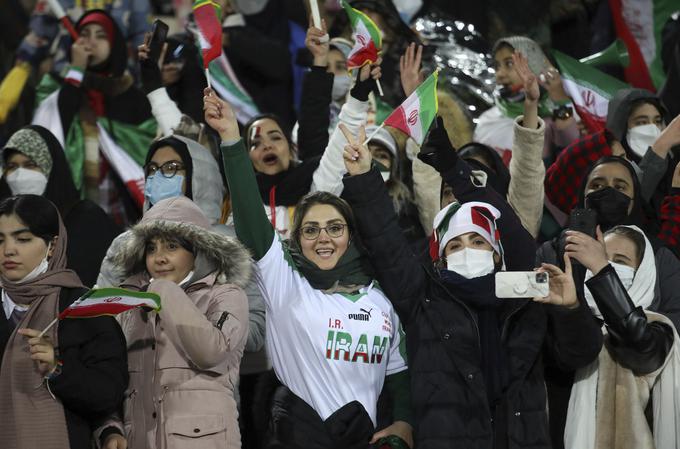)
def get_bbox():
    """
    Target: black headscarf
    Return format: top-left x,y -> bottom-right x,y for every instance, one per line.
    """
0,125 -> 80,214
576,156 -> 648,230
145,137 -> 194,200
